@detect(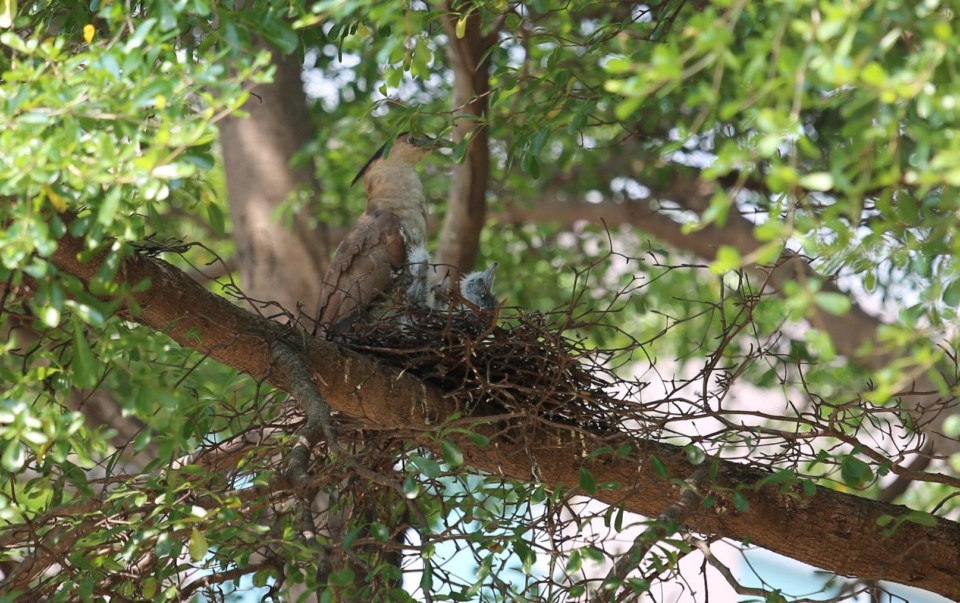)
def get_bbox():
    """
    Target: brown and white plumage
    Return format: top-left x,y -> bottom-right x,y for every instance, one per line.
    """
314,133 -> 444,334
405,244 -> 431,305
